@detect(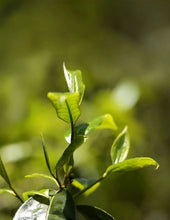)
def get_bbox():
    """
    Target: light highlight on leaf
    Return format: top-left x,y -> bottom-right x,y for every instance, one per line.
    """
25,173 -> 58,186
47,92 -> 80,124
104,157 -> 159,177
111,126 -> 129,164
63,63 -> 85,104
0,188 -> 16,196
